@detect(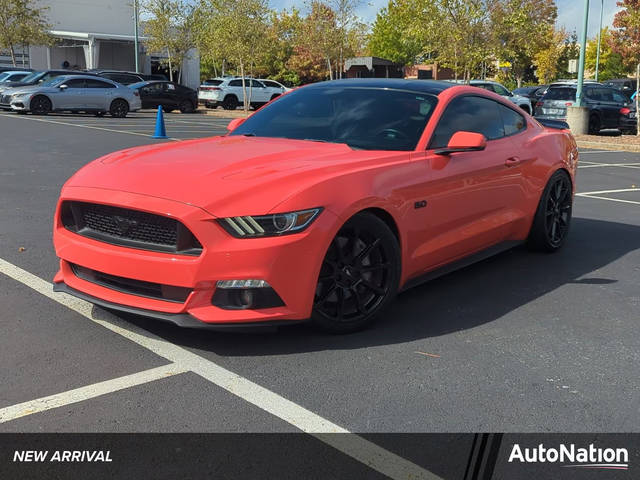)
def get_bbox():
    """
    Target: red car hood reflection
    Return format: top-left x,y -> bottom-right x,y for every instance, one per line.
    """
66,136 -> 386,216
